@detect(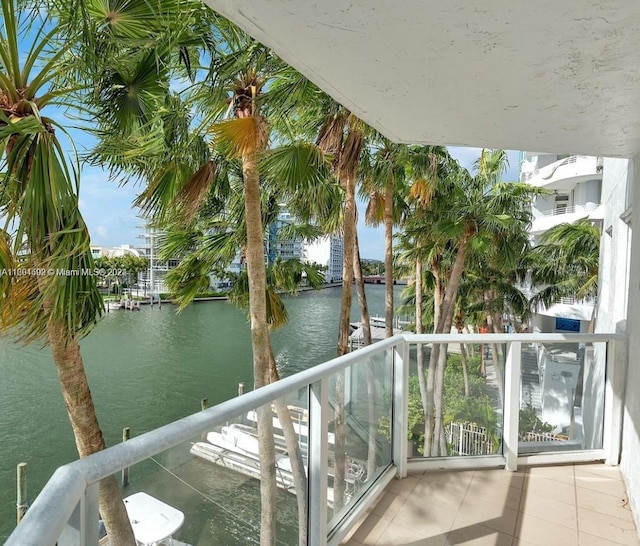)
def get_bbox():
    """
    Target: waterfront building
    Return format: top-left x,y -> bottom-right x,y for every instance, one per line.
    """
136,225 -> 180,294
520,154 -> 604,334
90,244 -> 142,259
304,235 -> 344,283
